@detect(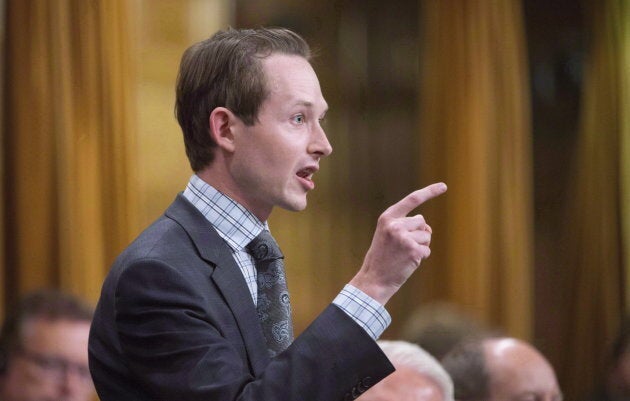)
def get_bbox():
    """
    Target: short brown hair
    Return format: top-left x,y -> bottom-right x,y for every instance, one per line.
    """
175,27 -> 312,172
